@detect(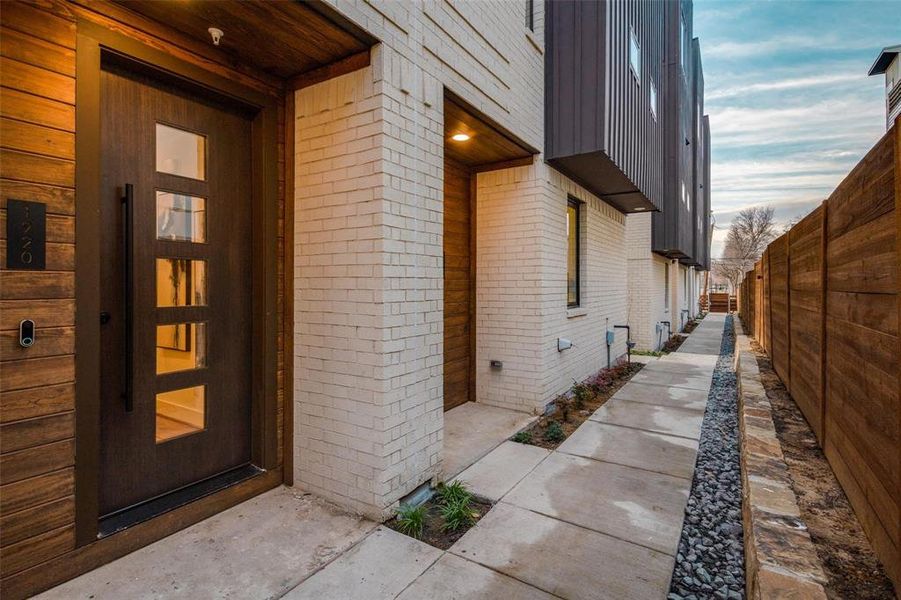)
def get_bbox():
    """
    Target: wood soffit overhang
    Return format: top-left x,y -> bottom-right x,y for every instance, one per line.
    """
108,0 -> 377,88
444,90 -> 539,171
